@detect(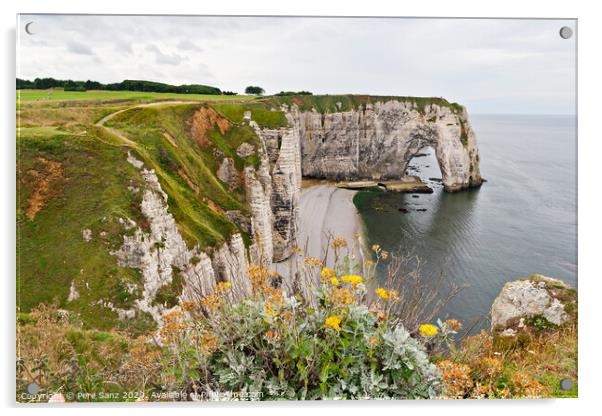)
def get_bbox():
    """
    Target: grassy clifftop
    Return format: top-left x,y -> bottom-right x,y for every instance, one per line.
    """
17,96 -> 282,330
263,94 -> 465,114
